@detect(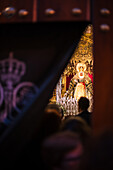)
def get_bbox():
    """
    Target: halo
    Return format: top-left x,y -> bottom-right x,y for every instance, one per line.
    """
76,63 -> 86,72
